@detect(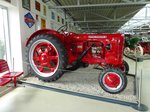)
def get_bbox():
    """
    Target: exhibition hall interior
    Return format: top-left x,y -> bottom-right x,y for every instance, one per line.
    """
0,0 -> 150,112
